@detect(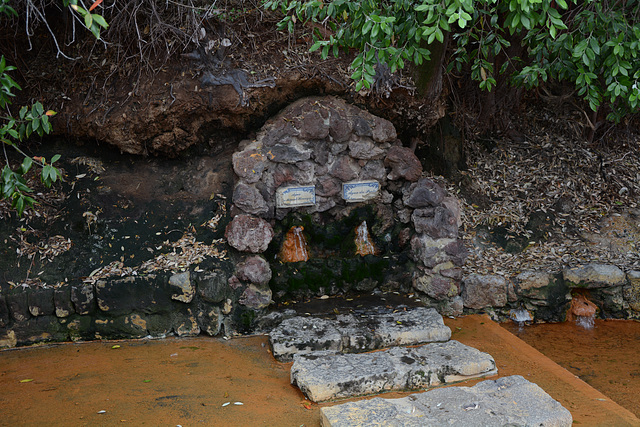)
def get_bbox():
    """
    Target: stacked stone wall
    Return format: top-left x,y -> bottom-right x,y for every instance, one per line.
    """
461,264 -> 640,322
226,96 -> 467,311
3,96 -> 639,348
